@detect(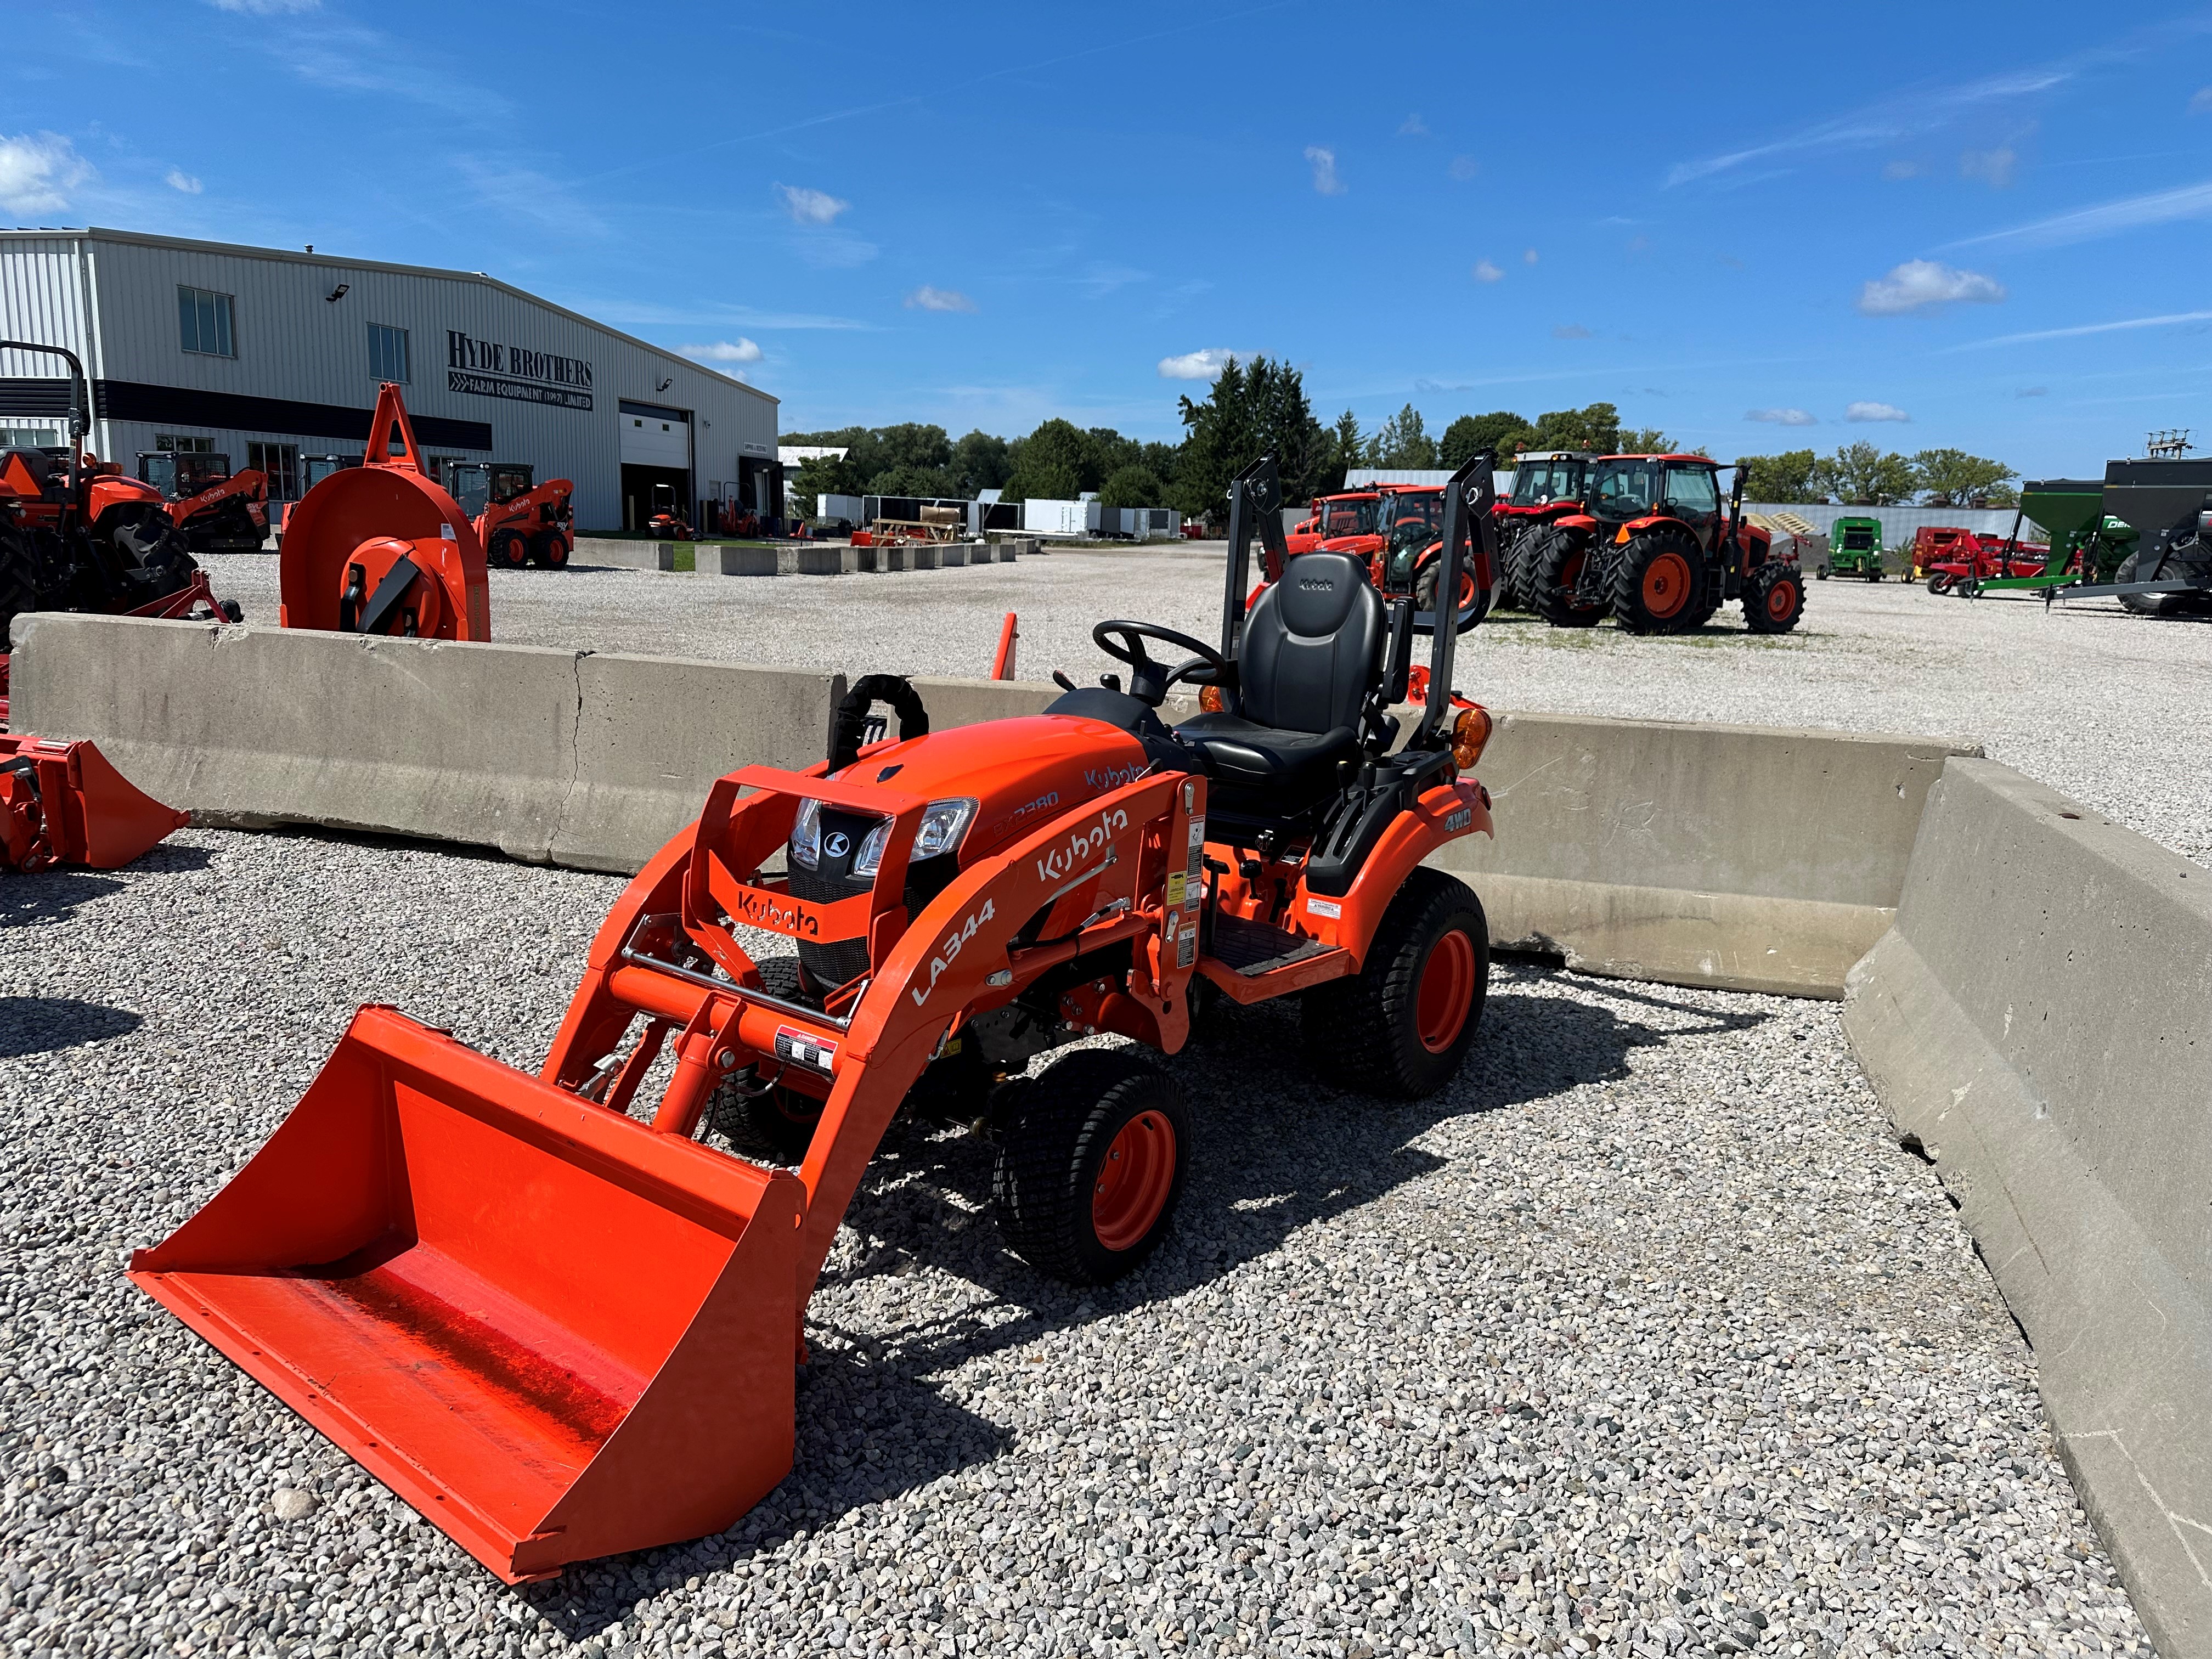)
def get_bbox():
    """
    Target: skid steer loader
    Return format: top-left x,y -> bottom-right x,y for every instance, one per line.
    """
132,455 -> 1507,1582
